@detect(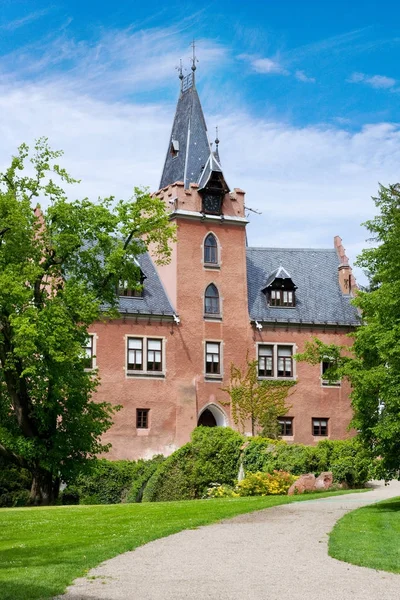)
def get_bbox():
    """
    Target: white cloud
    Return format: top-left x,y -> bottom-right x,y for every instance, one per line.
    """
295,70 -> 315,83
0,8 -> 52,31
1,27 -> 399,288
348,72 -> 396,89
238,55 -> 289,75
